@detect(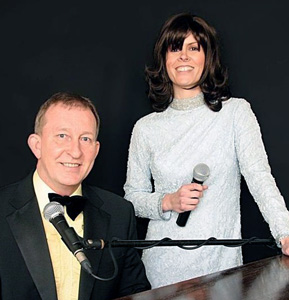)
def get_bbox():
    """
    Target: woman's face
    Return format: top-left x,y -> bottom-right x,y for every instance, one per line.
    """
166,33 -> 205,98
